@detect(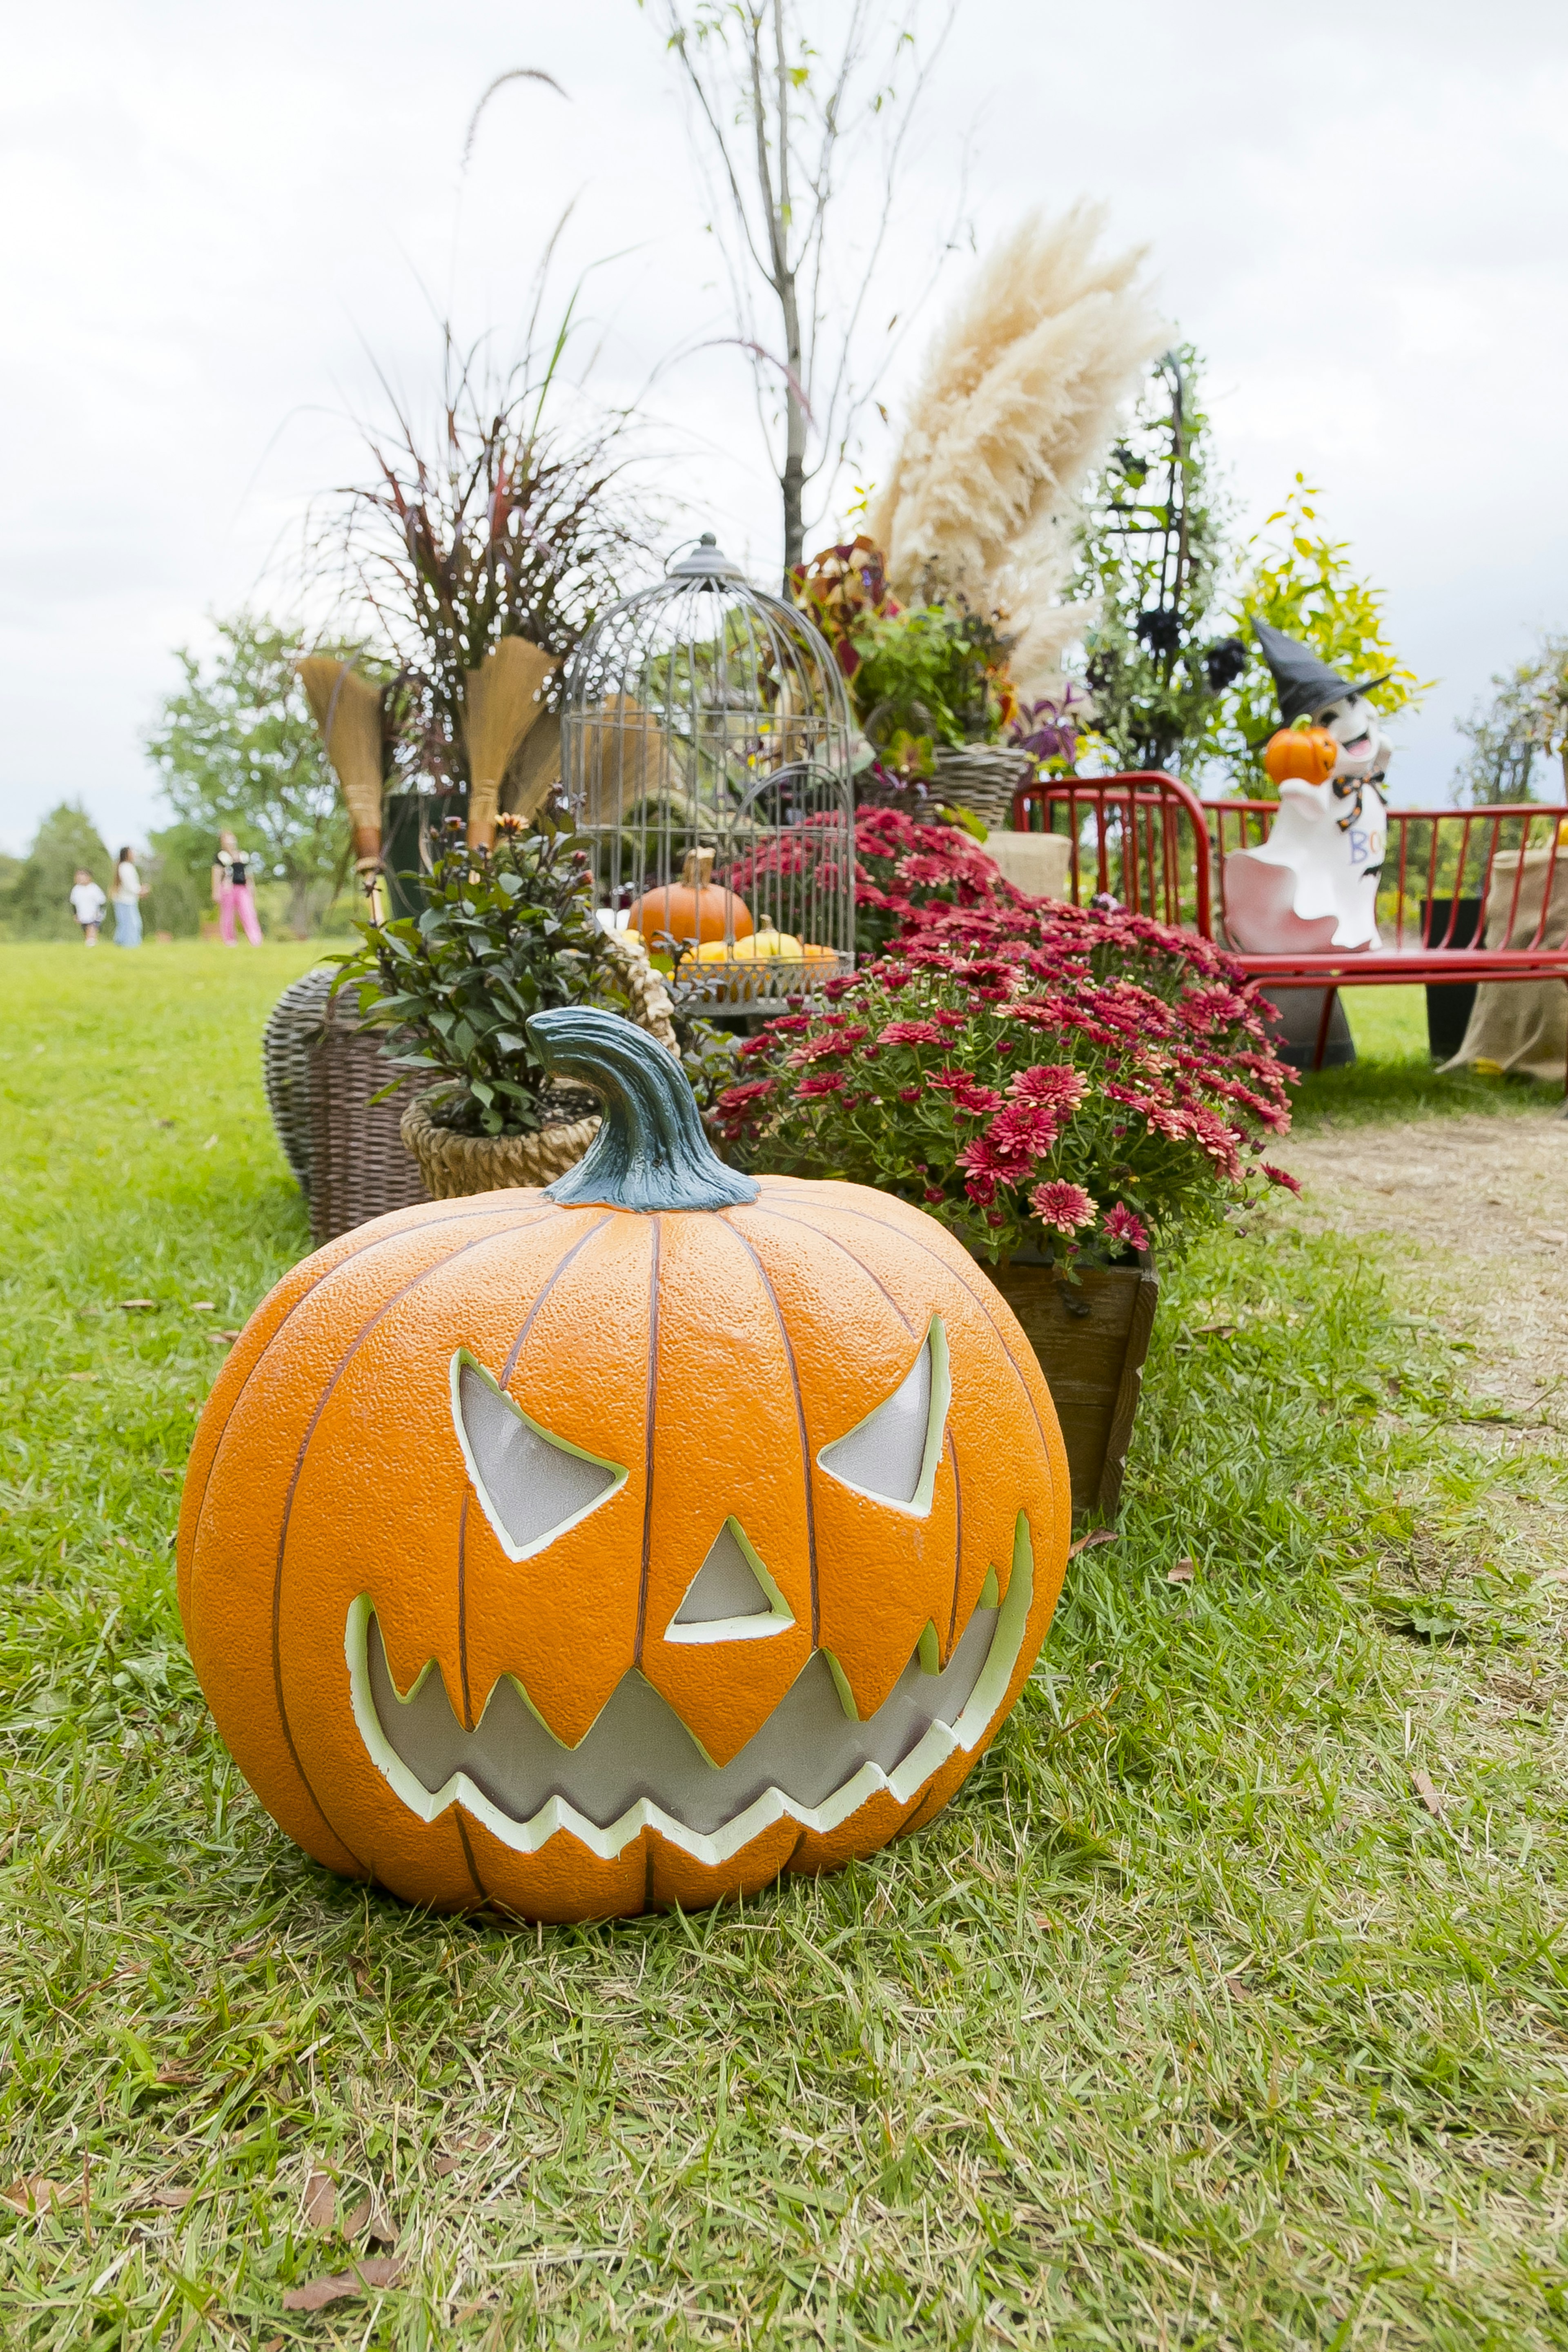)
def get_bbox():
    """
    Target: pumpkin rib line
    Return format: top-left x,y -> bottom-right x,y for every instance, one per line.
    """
788,1200 -> 1054,1476
722,1225 -> 820,1650
455,1811 -> 490,1907
184,1202 -> 565,1597
634,1217 -> 661,1669
642,1836 -> 656,1915
457,1492 -> 474,1733
270,1229 -> 512,1871
729,1203 -> 916,1334
946,1430 -> 964,1655
498,1213 -> 616,1385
